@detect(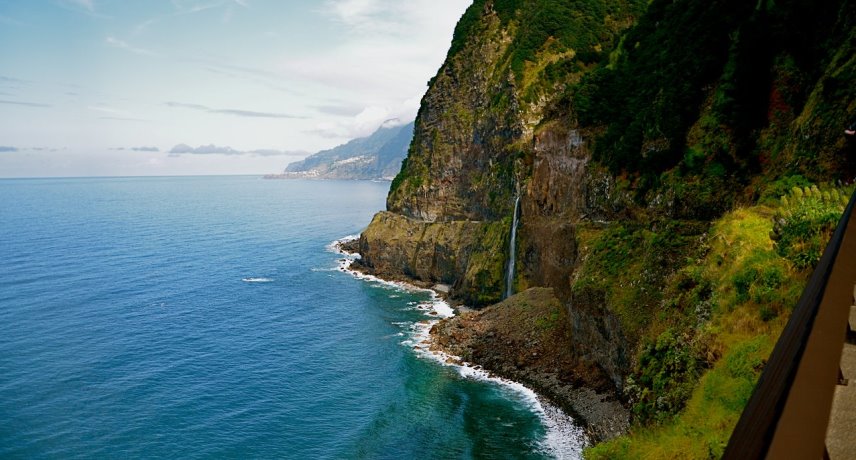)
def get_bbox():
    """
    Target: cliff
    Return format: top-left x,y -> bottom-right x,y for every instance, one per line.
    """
270,121 -> 413,180
356,0 -> 856,455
